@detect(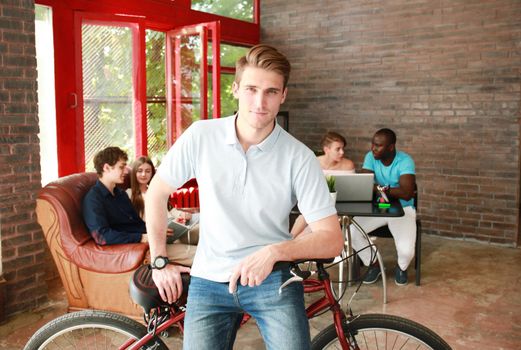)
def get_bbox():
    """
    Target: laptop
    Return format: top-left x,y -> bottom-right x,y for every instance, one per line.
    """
333,173 -> 374,202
